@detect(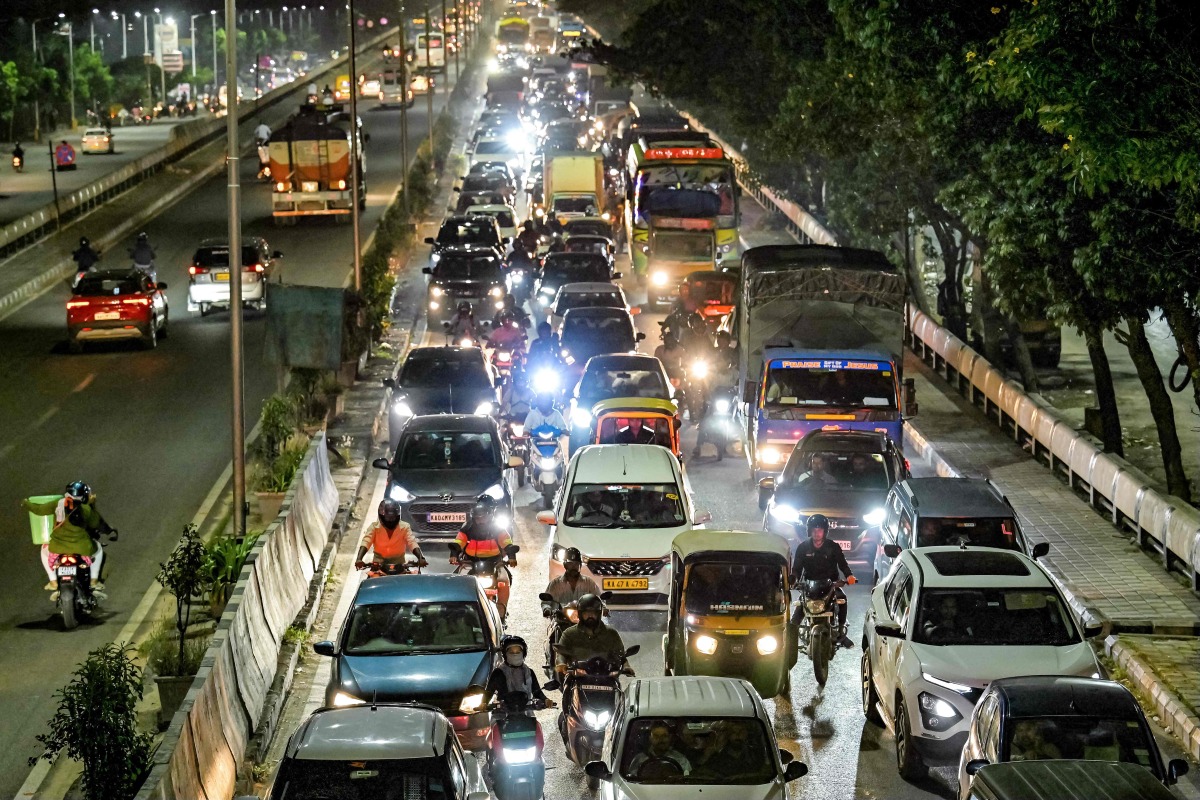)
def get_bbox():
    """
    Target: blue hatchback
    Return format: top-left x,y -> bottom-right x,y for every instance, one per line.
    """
313,574 -> 504,751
